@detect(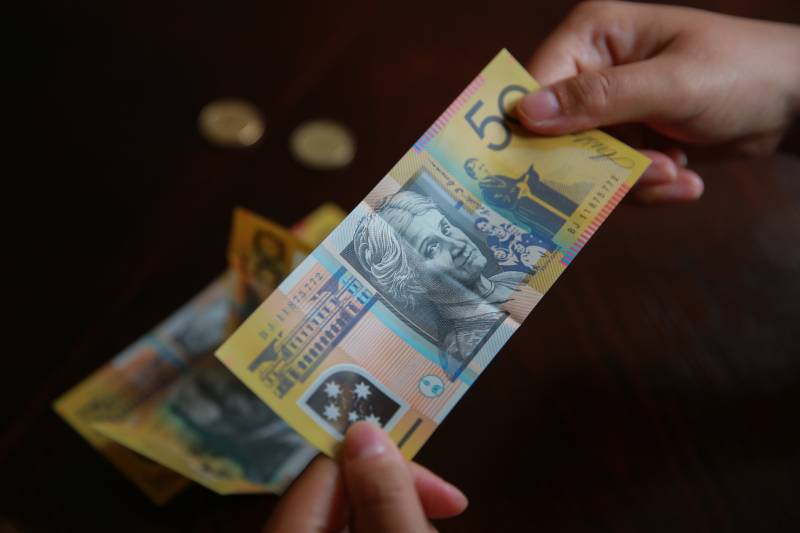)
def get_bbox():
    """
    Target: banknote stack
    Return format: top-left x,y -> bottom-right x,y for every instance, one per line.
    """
56,49 -> 649,504
54,204 -> 346,504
